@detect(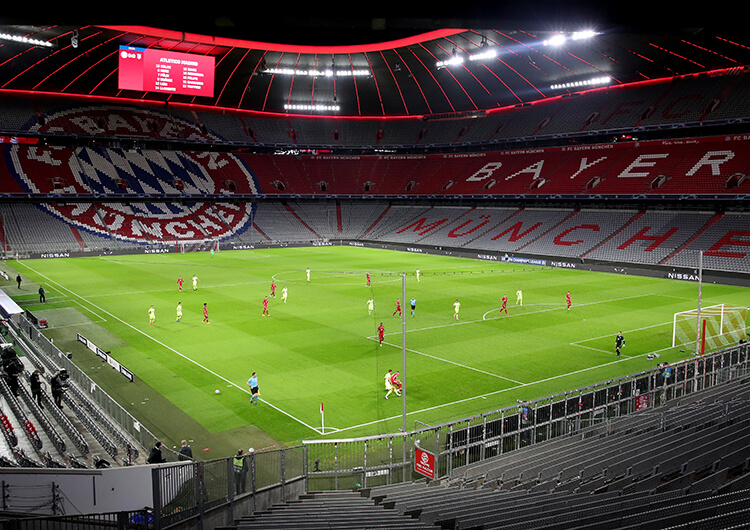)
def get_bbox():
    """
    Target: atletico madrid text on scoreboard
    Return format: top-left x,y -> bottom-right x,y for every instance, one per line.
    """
118,46 -> 215,97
